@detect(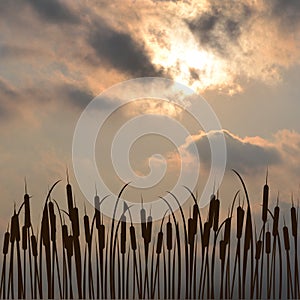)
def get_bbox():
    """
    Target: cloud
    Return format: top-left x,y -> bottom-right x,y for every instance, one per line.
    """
187,2 -> 252,57
26,0 -> 79,24
88,19 -> 163,77
185,130 -> 282,174
60,85 -> 94,110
